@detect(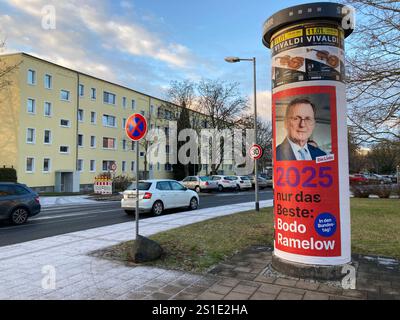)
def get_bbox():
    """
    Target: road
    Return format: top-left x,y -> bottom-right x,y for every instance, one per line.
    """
0,189 -> 273,247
